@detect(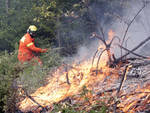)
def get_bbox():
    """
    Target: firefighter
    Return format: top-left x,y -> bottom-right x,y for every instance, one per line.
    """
18,25 -> 47,65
